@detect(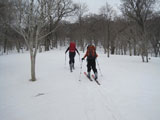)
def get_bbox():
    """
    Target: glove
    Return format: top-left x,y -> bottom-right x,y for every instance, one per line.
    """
82,58 -> 84,60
